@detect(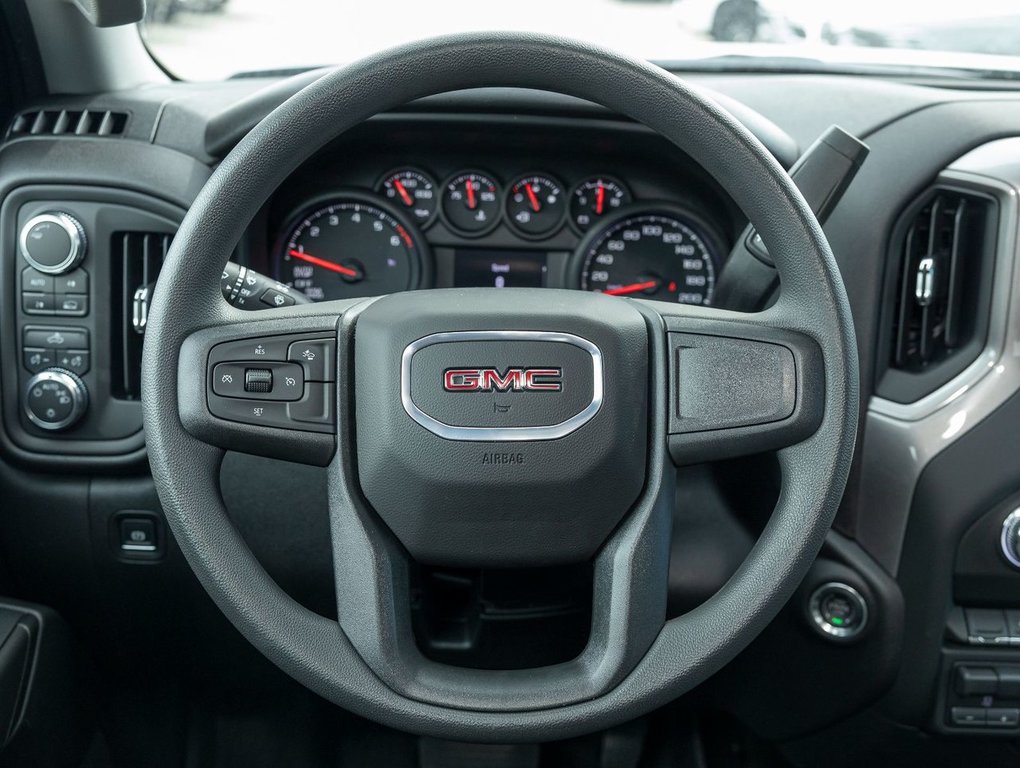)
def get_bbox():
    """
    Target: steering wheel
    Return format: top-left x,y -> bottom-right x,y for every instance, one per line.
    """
142,32 -> 857,742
